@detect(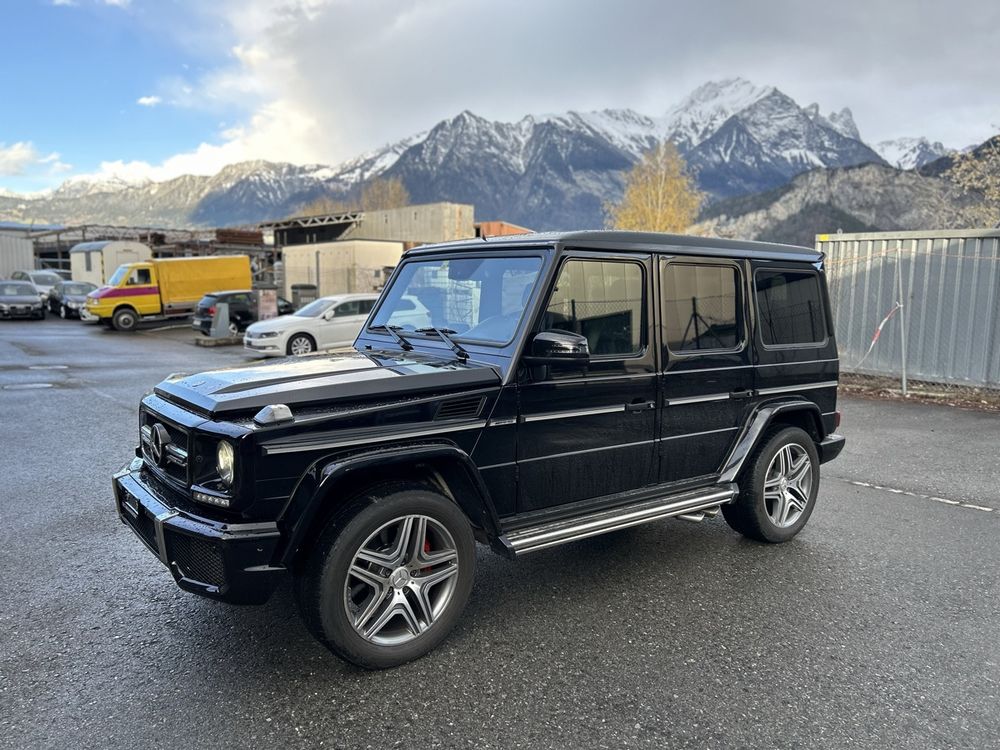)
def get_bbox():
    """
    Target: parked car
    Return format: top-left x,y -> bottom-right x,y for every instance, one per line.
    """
243,293 -> 380,356
192,289 -> 295,336
48,281 -> 98,318
10,270 -> 64,302
113,230 -> 845,670
0,281 -> 46,319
